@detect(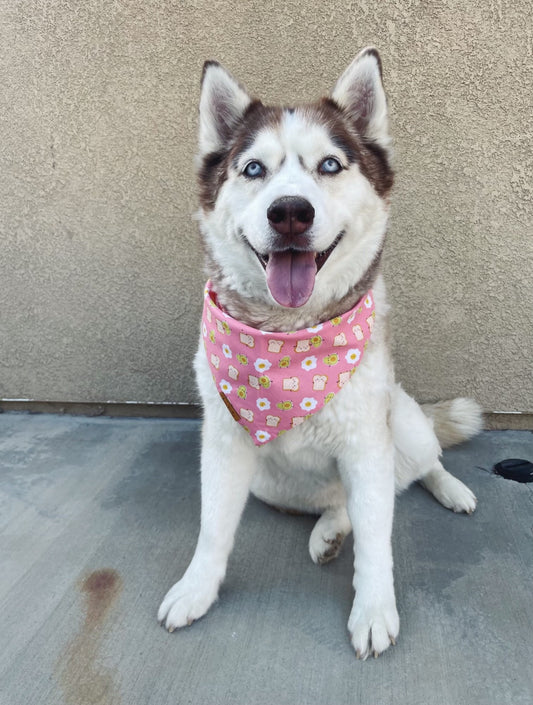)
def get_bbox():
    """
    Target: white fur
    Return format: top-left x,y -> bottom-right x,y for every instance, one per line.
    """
158,51 -> 482,659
